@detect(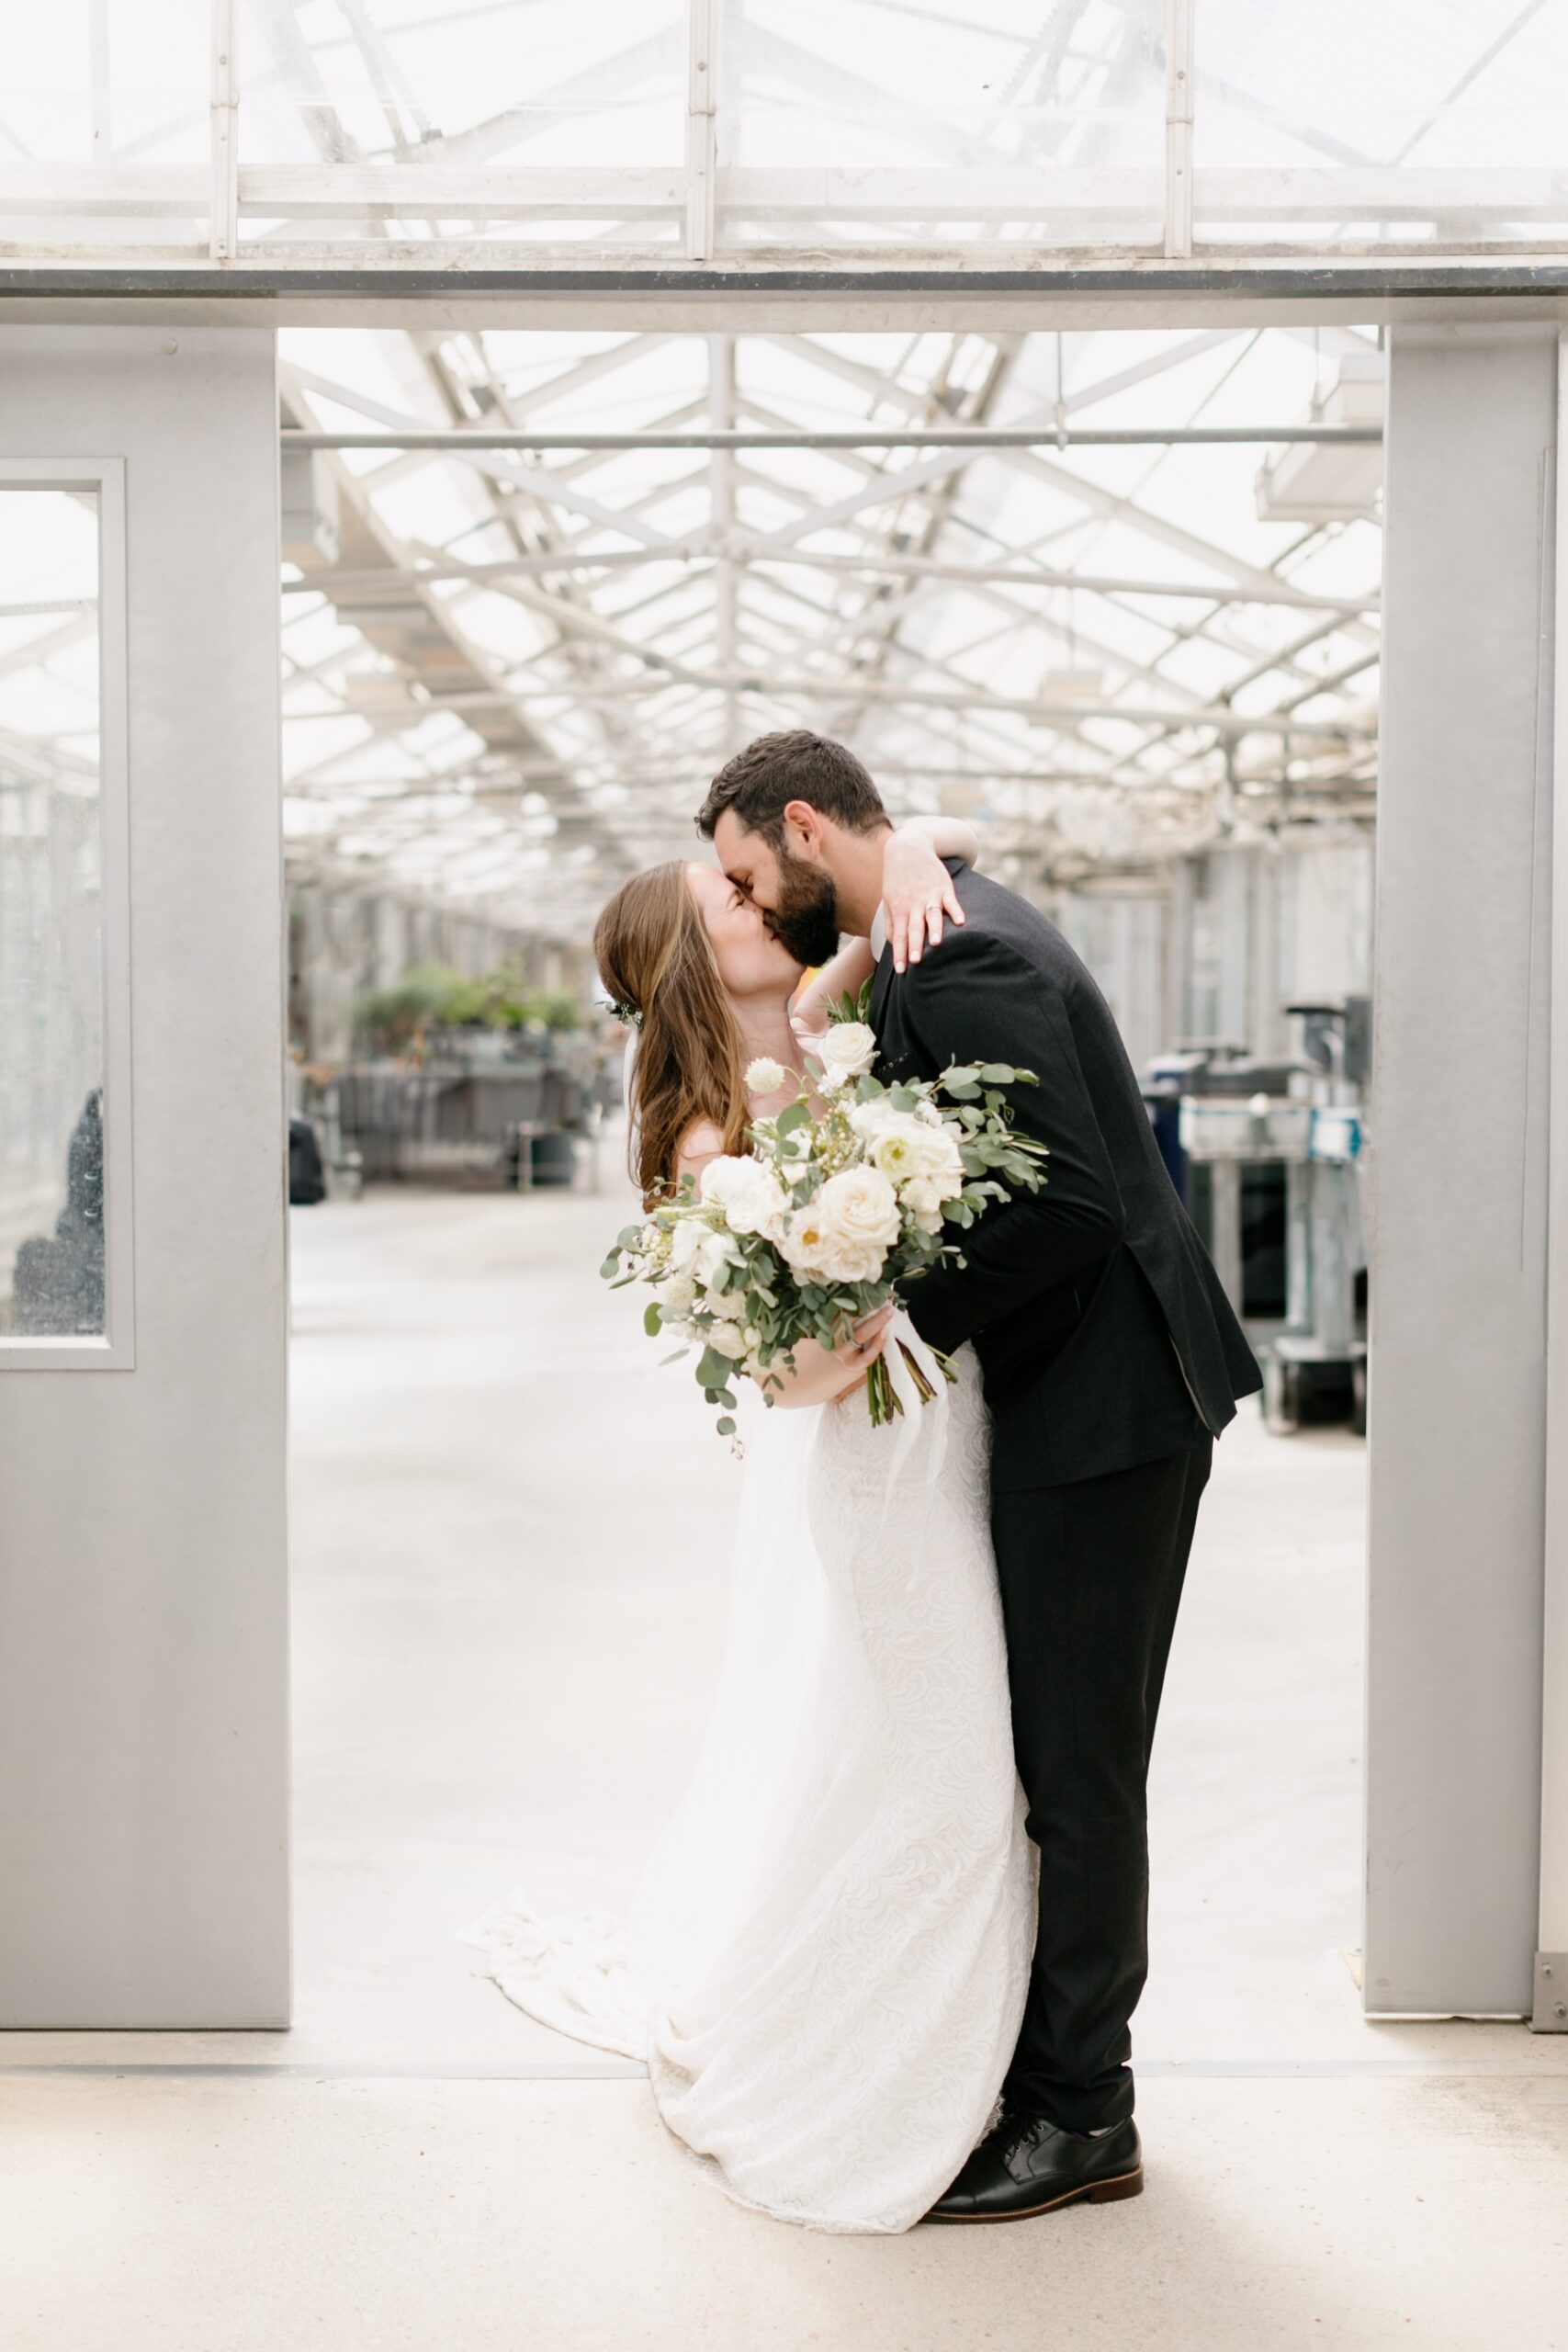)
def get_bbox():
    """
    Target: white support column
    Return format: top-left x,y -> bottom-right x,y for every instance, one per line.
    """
1365,323 -> 1557,2018
209,0 -> 239,265
1163,0 -> 1195,261
1536,331 -> 1568,2030
684,0 -> 718,263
